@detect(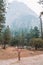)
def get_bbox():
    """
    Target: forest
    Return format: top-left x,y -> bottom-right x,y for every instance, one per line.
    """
0,0 -> 43,51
